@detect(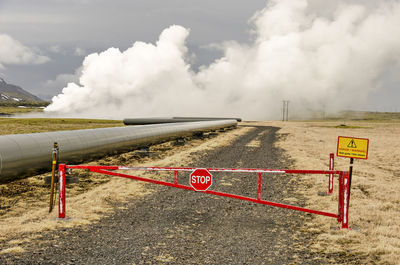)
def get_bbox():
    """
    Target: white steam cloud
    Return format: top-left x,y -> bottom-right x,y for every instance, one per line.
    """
45,0 -> 400,120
